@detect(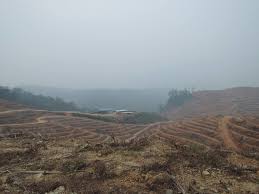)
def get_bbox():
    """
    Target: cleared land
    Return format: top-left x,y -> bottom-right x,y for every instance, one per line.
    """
1,109 -> 258,153
0,102 -> 258,193
166,87 -> 259,120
